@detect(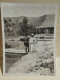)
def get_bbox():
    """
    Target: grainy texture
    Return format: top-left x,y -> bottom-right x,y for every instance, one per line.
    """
0,0 -> 60,76
1,3 -> 56,75
0,9 -> 3,73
